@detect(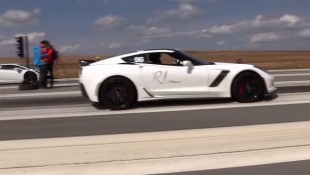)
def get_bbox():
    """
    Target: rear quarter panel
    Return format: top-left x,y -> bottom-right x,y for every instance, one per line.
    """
80,64 -> 143,102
